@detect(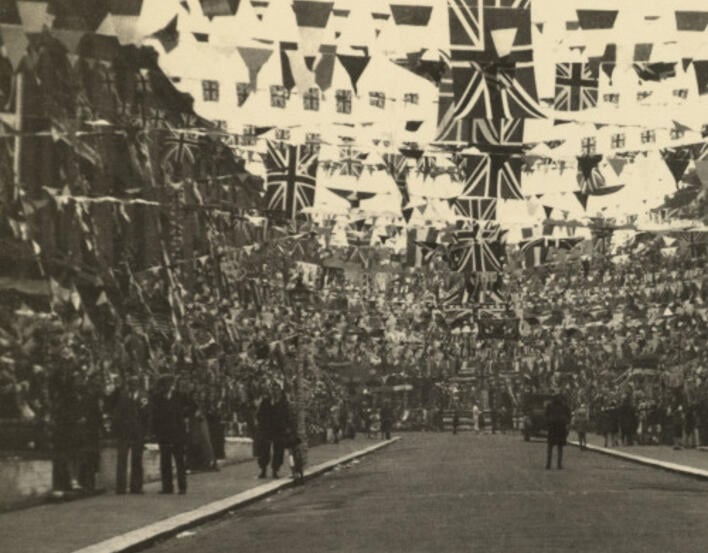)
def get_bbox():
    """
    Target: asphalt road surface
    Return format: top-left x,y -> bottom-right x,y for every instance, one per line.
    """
152,433 -> 708,553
